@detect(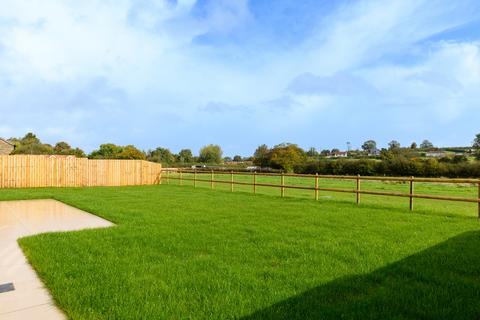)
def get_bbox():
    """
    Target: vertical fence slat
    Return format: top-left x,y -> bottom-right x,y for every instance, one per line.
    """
409,176 -> 415,211
281,172 -> 285,198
